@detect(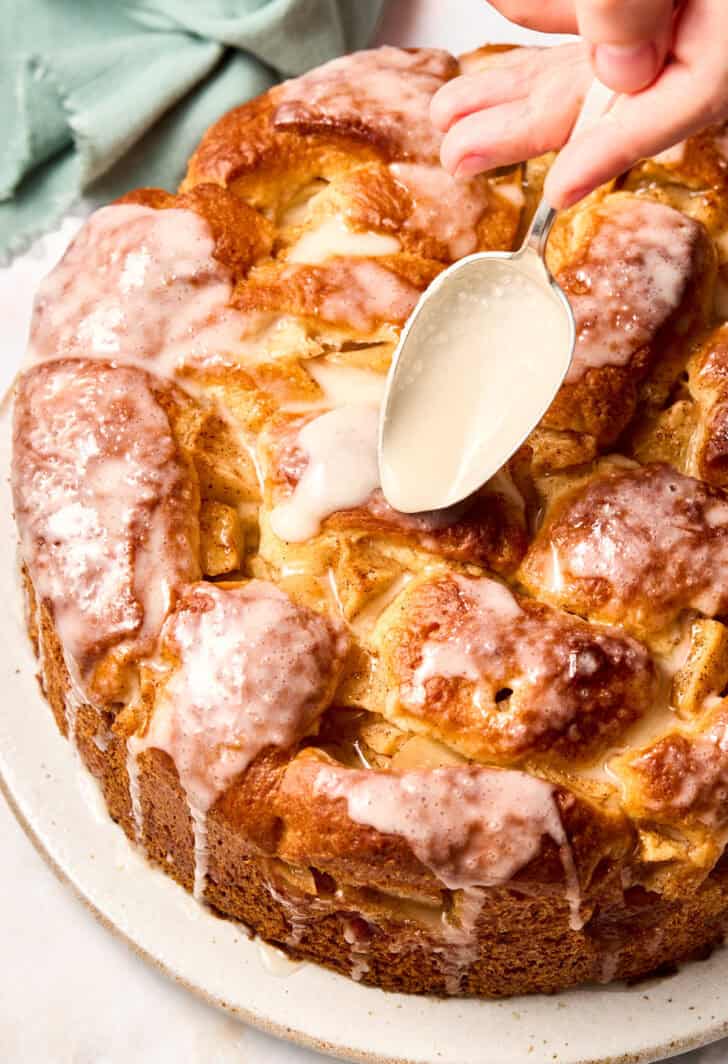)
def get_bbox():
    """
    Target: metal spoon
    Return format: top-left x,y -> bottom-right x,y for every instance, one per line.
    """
378,78 -> 613,514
